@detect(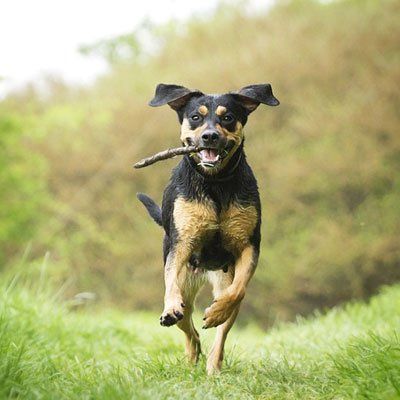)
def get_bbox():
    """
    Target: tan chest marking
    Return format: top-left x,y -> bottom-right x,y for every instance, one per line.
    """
173,197 -> 218,245
173,198 -> 258,254
220,204 -> 258,254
